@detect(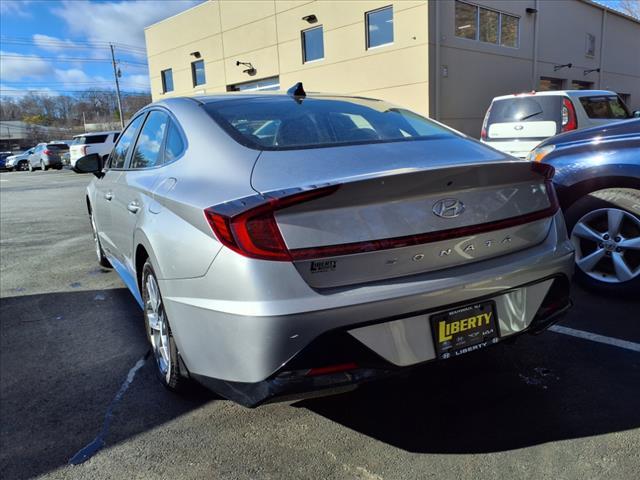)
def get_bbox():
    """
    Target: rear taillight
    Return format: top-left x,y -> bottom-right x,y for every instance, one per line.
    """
561,98 -> 577,132
204,186 -> 339,261
306,362 -> 359,377
43,150 -> 52,155
480,105 -> 491,141
82,146 -> 88,155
